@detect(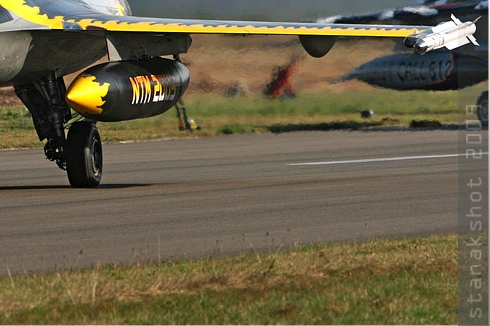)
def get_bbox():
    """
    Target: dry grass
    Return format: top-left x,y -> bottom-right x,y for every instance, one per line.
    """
0,234 -> 457,324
